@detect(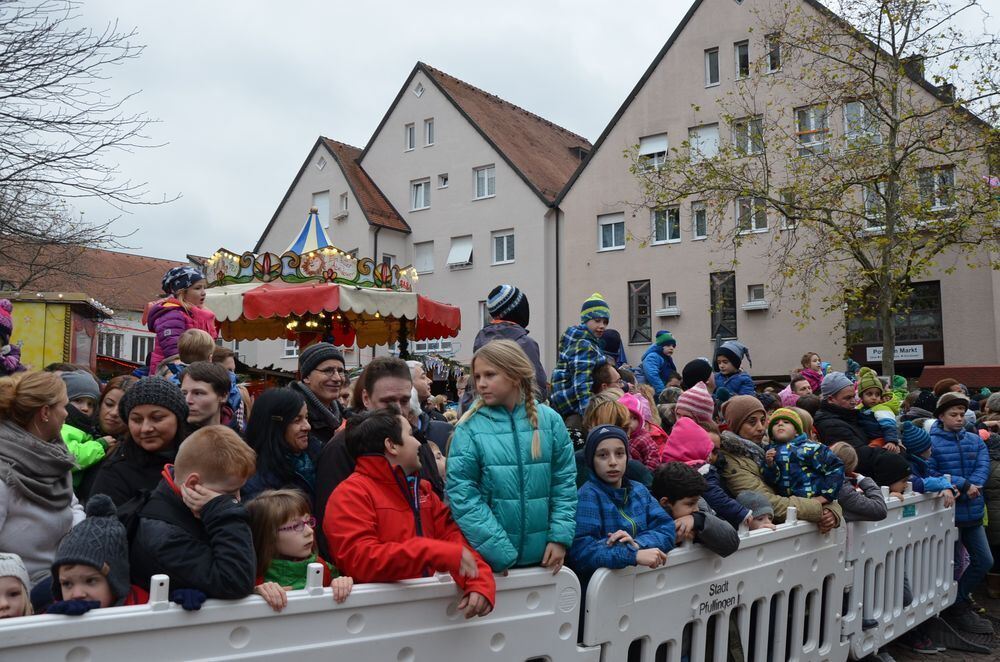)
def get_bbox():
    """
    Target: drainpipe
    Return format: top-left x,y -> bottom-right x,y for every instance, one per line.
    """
554,207 -> 561,356
372,226 -> 382,361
